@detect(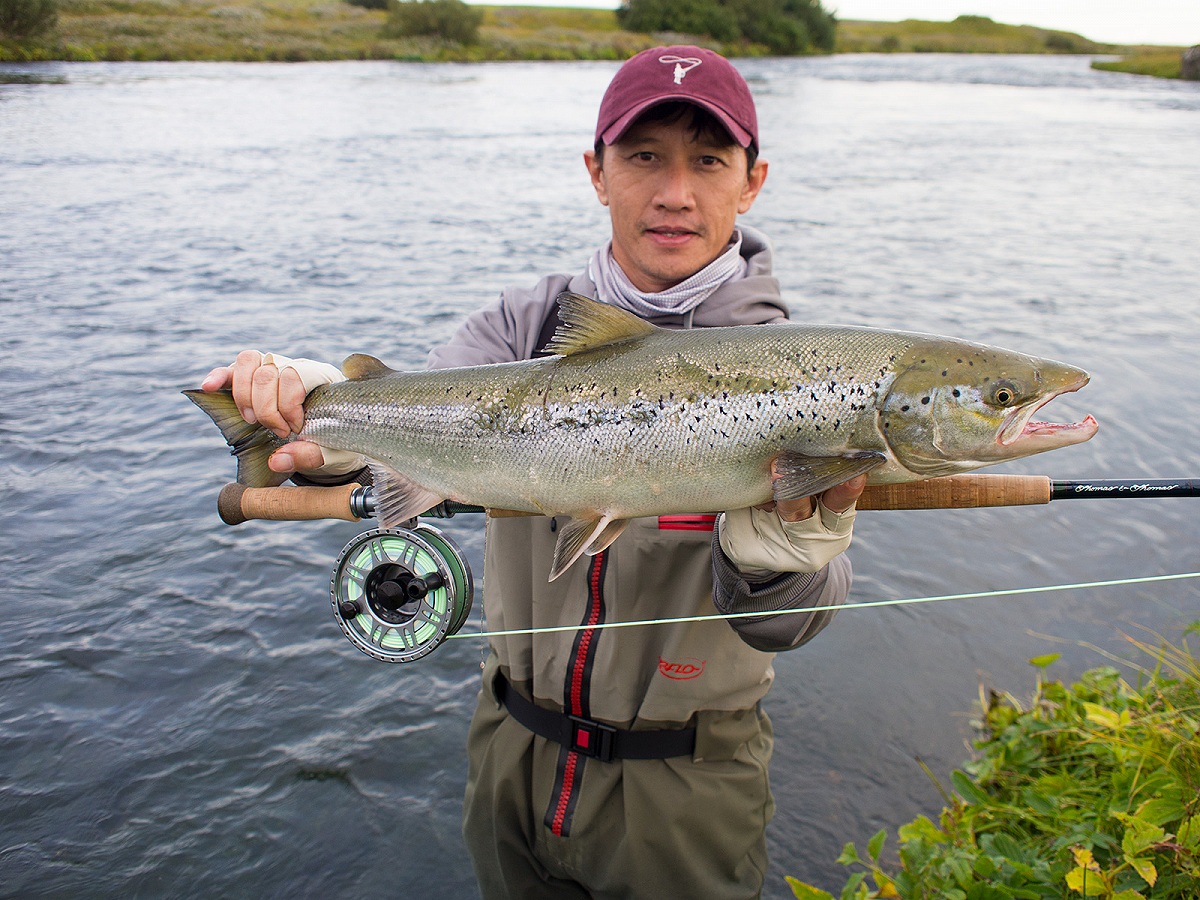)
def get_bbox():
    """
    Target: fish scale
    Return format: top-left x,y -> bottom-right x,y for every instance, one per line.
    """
186,293 -> 1096,580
